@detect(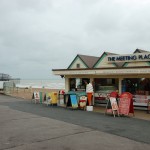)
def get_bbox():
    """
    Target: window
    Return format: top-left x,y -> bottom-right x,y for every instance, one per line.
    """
69,78 -> 89,91
76,64 -> 80,68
